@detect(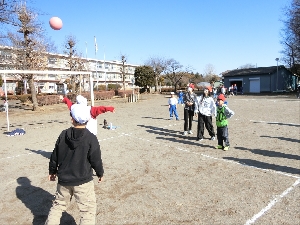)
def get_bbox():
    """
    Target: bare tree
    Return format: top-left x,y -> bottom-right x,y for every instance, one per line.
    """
0,0 -> 19,42
201,63 -> 221,85
120,55 -> 128,90
145,57 -> 166,92
203,64 -> 216,76
164,58 -> 185,92
7,3 -> 49,111
280,0 -> 300,77
0,0 -> 19,25
63,35 -> 86,93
